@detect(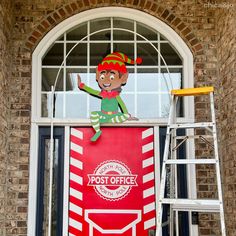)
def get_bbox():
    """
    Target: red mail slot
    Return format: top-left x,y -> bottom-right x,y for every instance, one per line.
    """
68,127 -> 157,236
